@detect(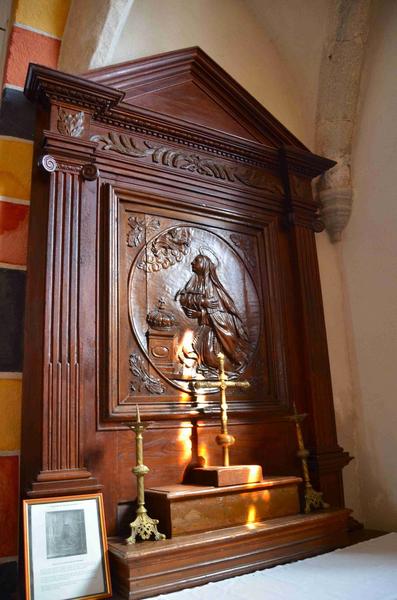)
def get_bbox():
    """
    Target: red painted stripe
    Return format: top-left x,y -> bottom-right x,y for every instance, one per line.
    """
0,202 -> 29,266
4,25 -> 61,88
0,455 -> 19,558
